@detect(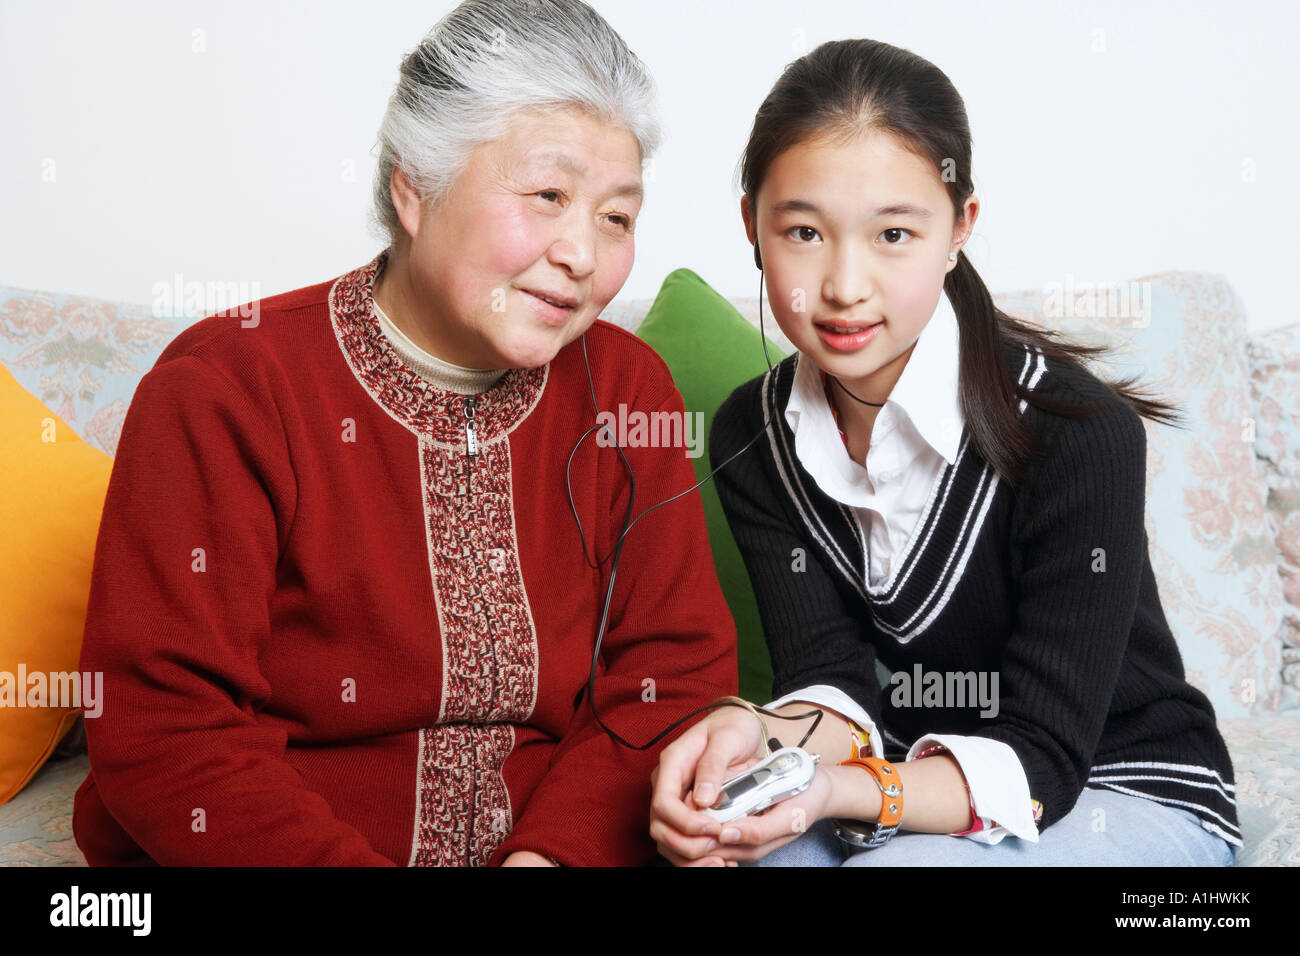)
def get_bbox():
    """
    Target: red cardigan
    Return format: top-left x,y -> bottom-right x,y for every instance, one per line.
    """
73,252 -> 737,866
